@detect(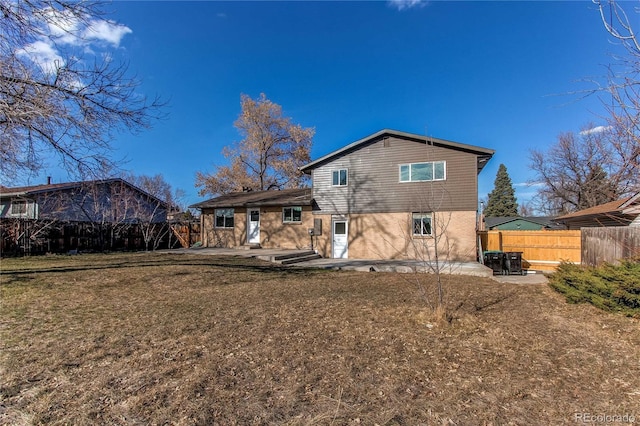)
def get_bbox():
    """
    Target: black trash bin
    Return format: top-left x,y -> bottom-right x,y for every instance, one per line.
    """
504,252 -> 525,275
483,251 -> 505,275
